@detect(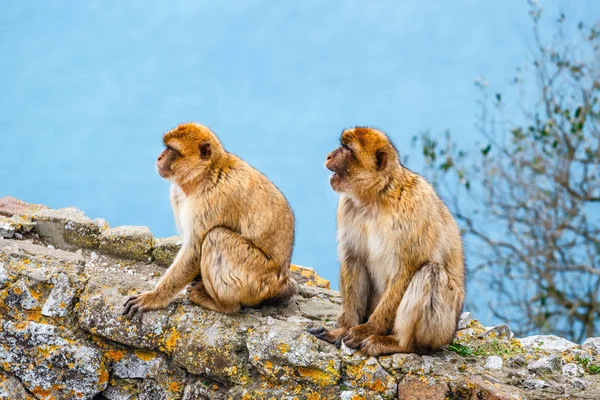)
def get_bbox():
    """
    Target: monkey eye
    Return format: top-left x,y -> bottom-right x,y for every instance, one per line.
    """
342,144 -> 352,152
